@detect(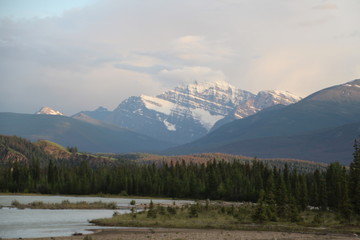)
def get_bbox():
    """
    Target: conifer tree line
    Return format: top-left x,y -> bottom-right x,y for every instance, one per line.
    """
1,137 -> 360,218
